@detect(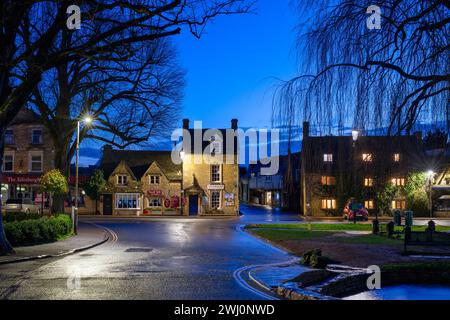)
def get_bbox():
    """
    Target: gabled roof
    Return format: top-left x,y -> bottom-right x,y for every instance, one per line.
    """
99,146 -> 181,181
10,108 -> 42,125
